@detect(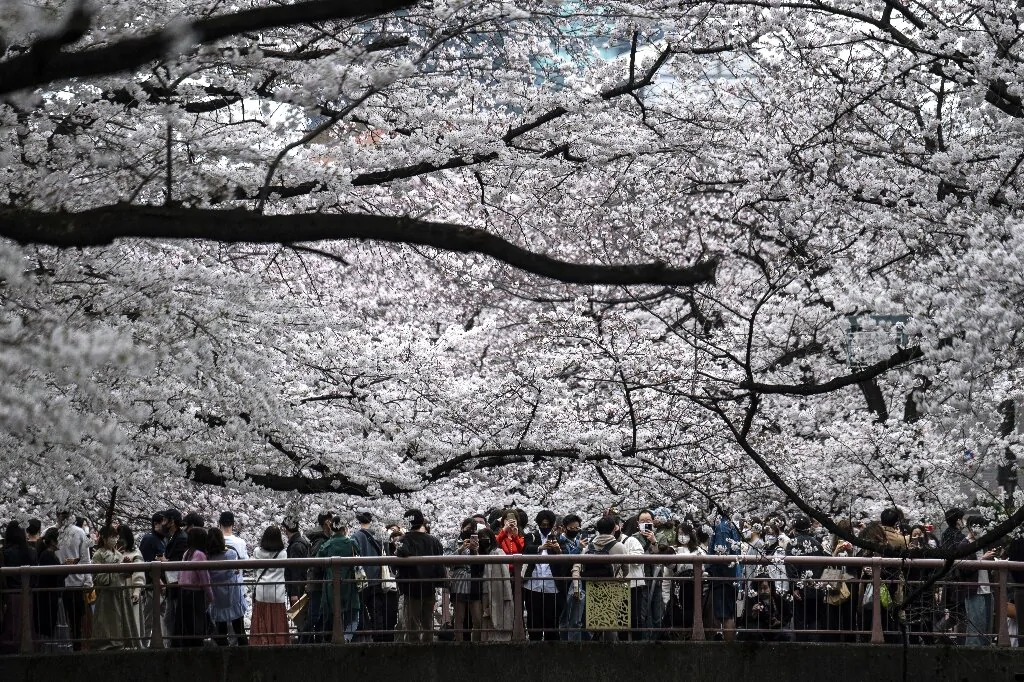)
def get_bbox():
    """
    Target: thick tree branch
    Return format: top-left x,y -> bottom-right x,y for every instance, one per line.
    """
0,204 -> 719,287
0,0 -> 417,95
742,345 -> 923,395
187,447 -> 616,496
